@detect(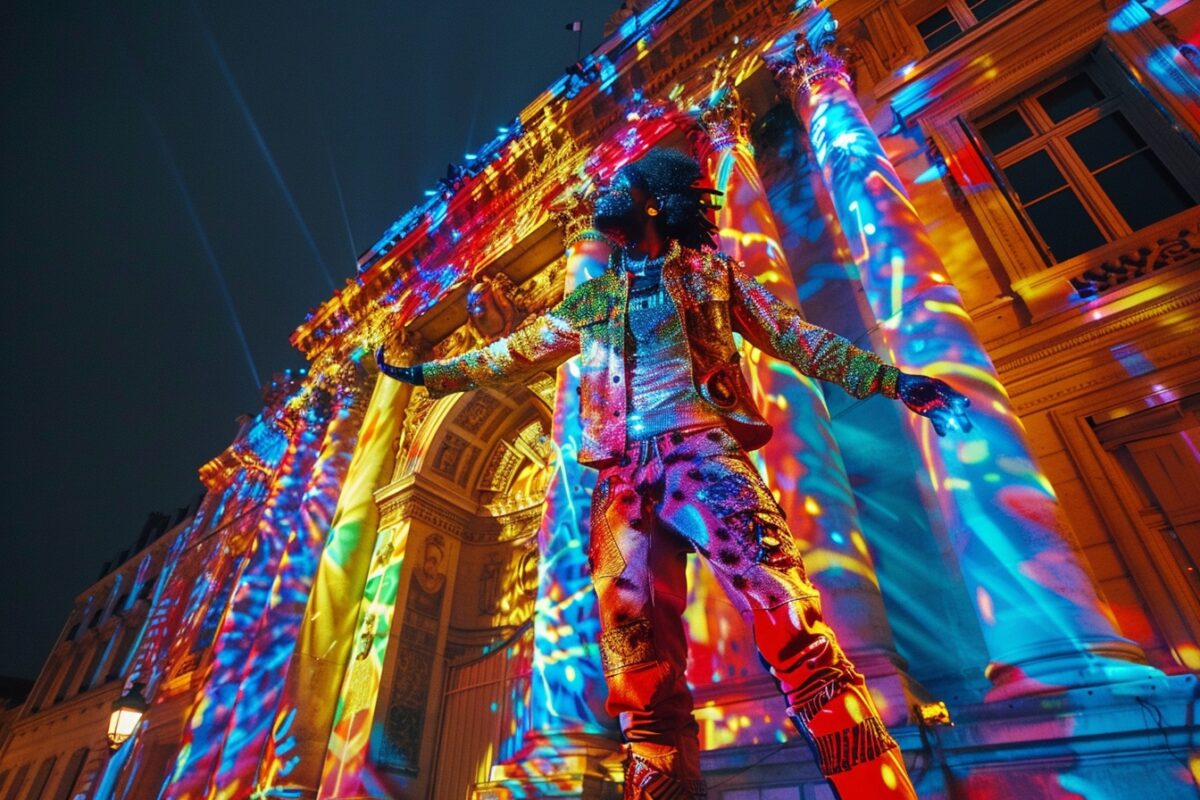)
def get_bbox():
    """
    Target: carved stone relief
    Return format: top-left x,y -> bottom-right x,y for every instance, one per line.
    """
432,431 -> 472,482
455,392 -> 501,435
379,530 -> 451,775
1069,221 -> 1200,298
